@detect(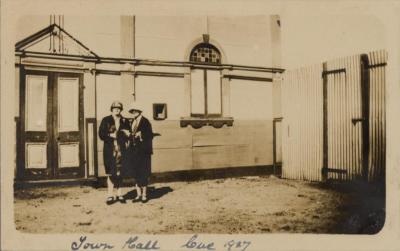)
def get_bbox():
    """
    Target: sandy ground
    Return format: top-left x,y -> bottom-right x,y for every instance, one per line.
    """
14,175 -> 385,234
